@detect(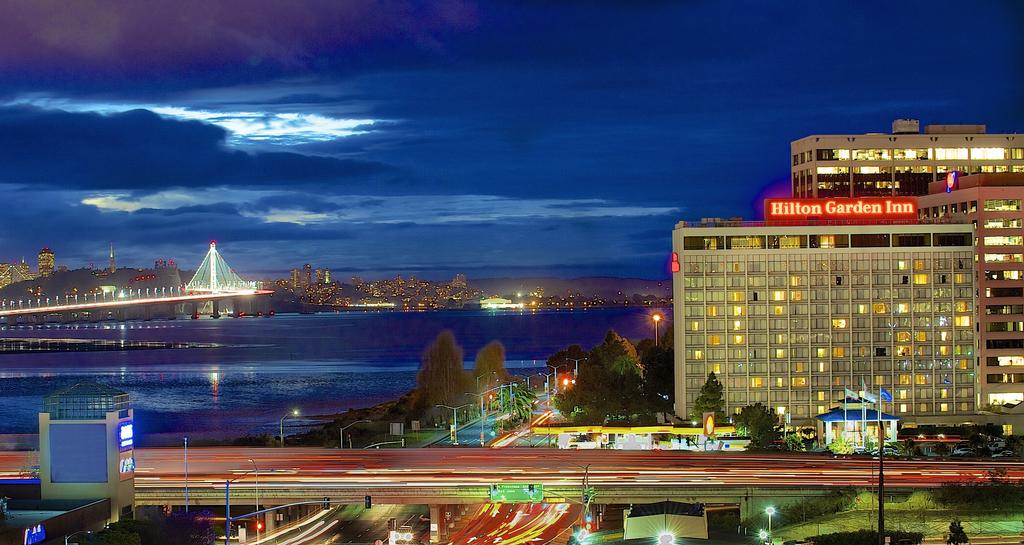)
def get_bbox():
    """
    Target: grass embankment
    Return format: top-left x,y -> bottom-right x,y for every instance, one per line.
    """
774,492 -> 1024,541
